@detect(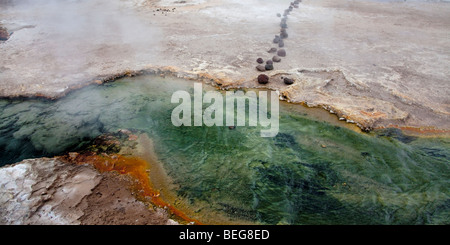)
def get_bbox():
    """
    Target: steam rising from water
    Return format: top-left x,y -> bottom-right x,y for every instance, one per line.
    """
0,75 -> 449,224
0,0 -> 162,92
